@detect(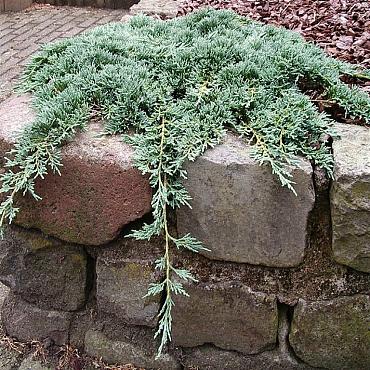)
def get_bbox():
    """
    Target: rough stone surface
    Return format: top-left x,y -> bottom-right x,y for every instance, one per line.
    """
84,329 -> 180,369
331,123 -> 370,273
18,355 -> 52,370
0,95 -> 152,245
172,281 -> 278,354
96,237 -> 162,327
289,295 -> 370,369
177,134 -> 315,267
0,346 -> 22,370
0,226 -> 87,311
69,306 -> 100,349
0,281 -> 9,311
2,293 -> 72,346
130,0 -> 180,18
183,345 -> 314,370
